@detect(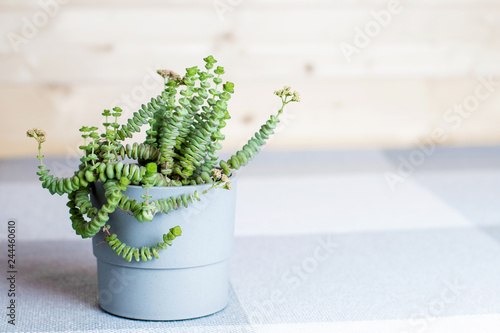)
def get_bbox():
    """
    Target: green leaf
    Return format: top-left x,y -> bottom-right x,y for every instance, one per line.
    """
179,98 -> 190,107
191,96 -> 204,106
198,89 -> 209,99
146,162 -> 157,174
185,66 -> 198,77
214,66 -> 225,75
219,92 -> 232,101
216,100 -> 228,110
200,81 -> 211,88
223,82 -> 234,93
199,72 -> 213,81
183,77 -> 195,86
203,55 -> 217,64
180,88 -> 193,97
171,226 -> 182,237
